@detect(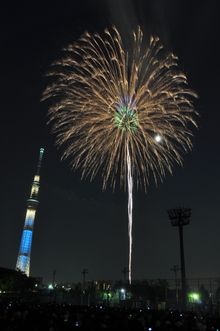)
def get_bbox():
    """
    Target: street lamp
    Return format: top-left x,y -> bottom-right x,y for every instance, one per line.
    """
168,208 -> 191,310
120,288 -> 126,300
